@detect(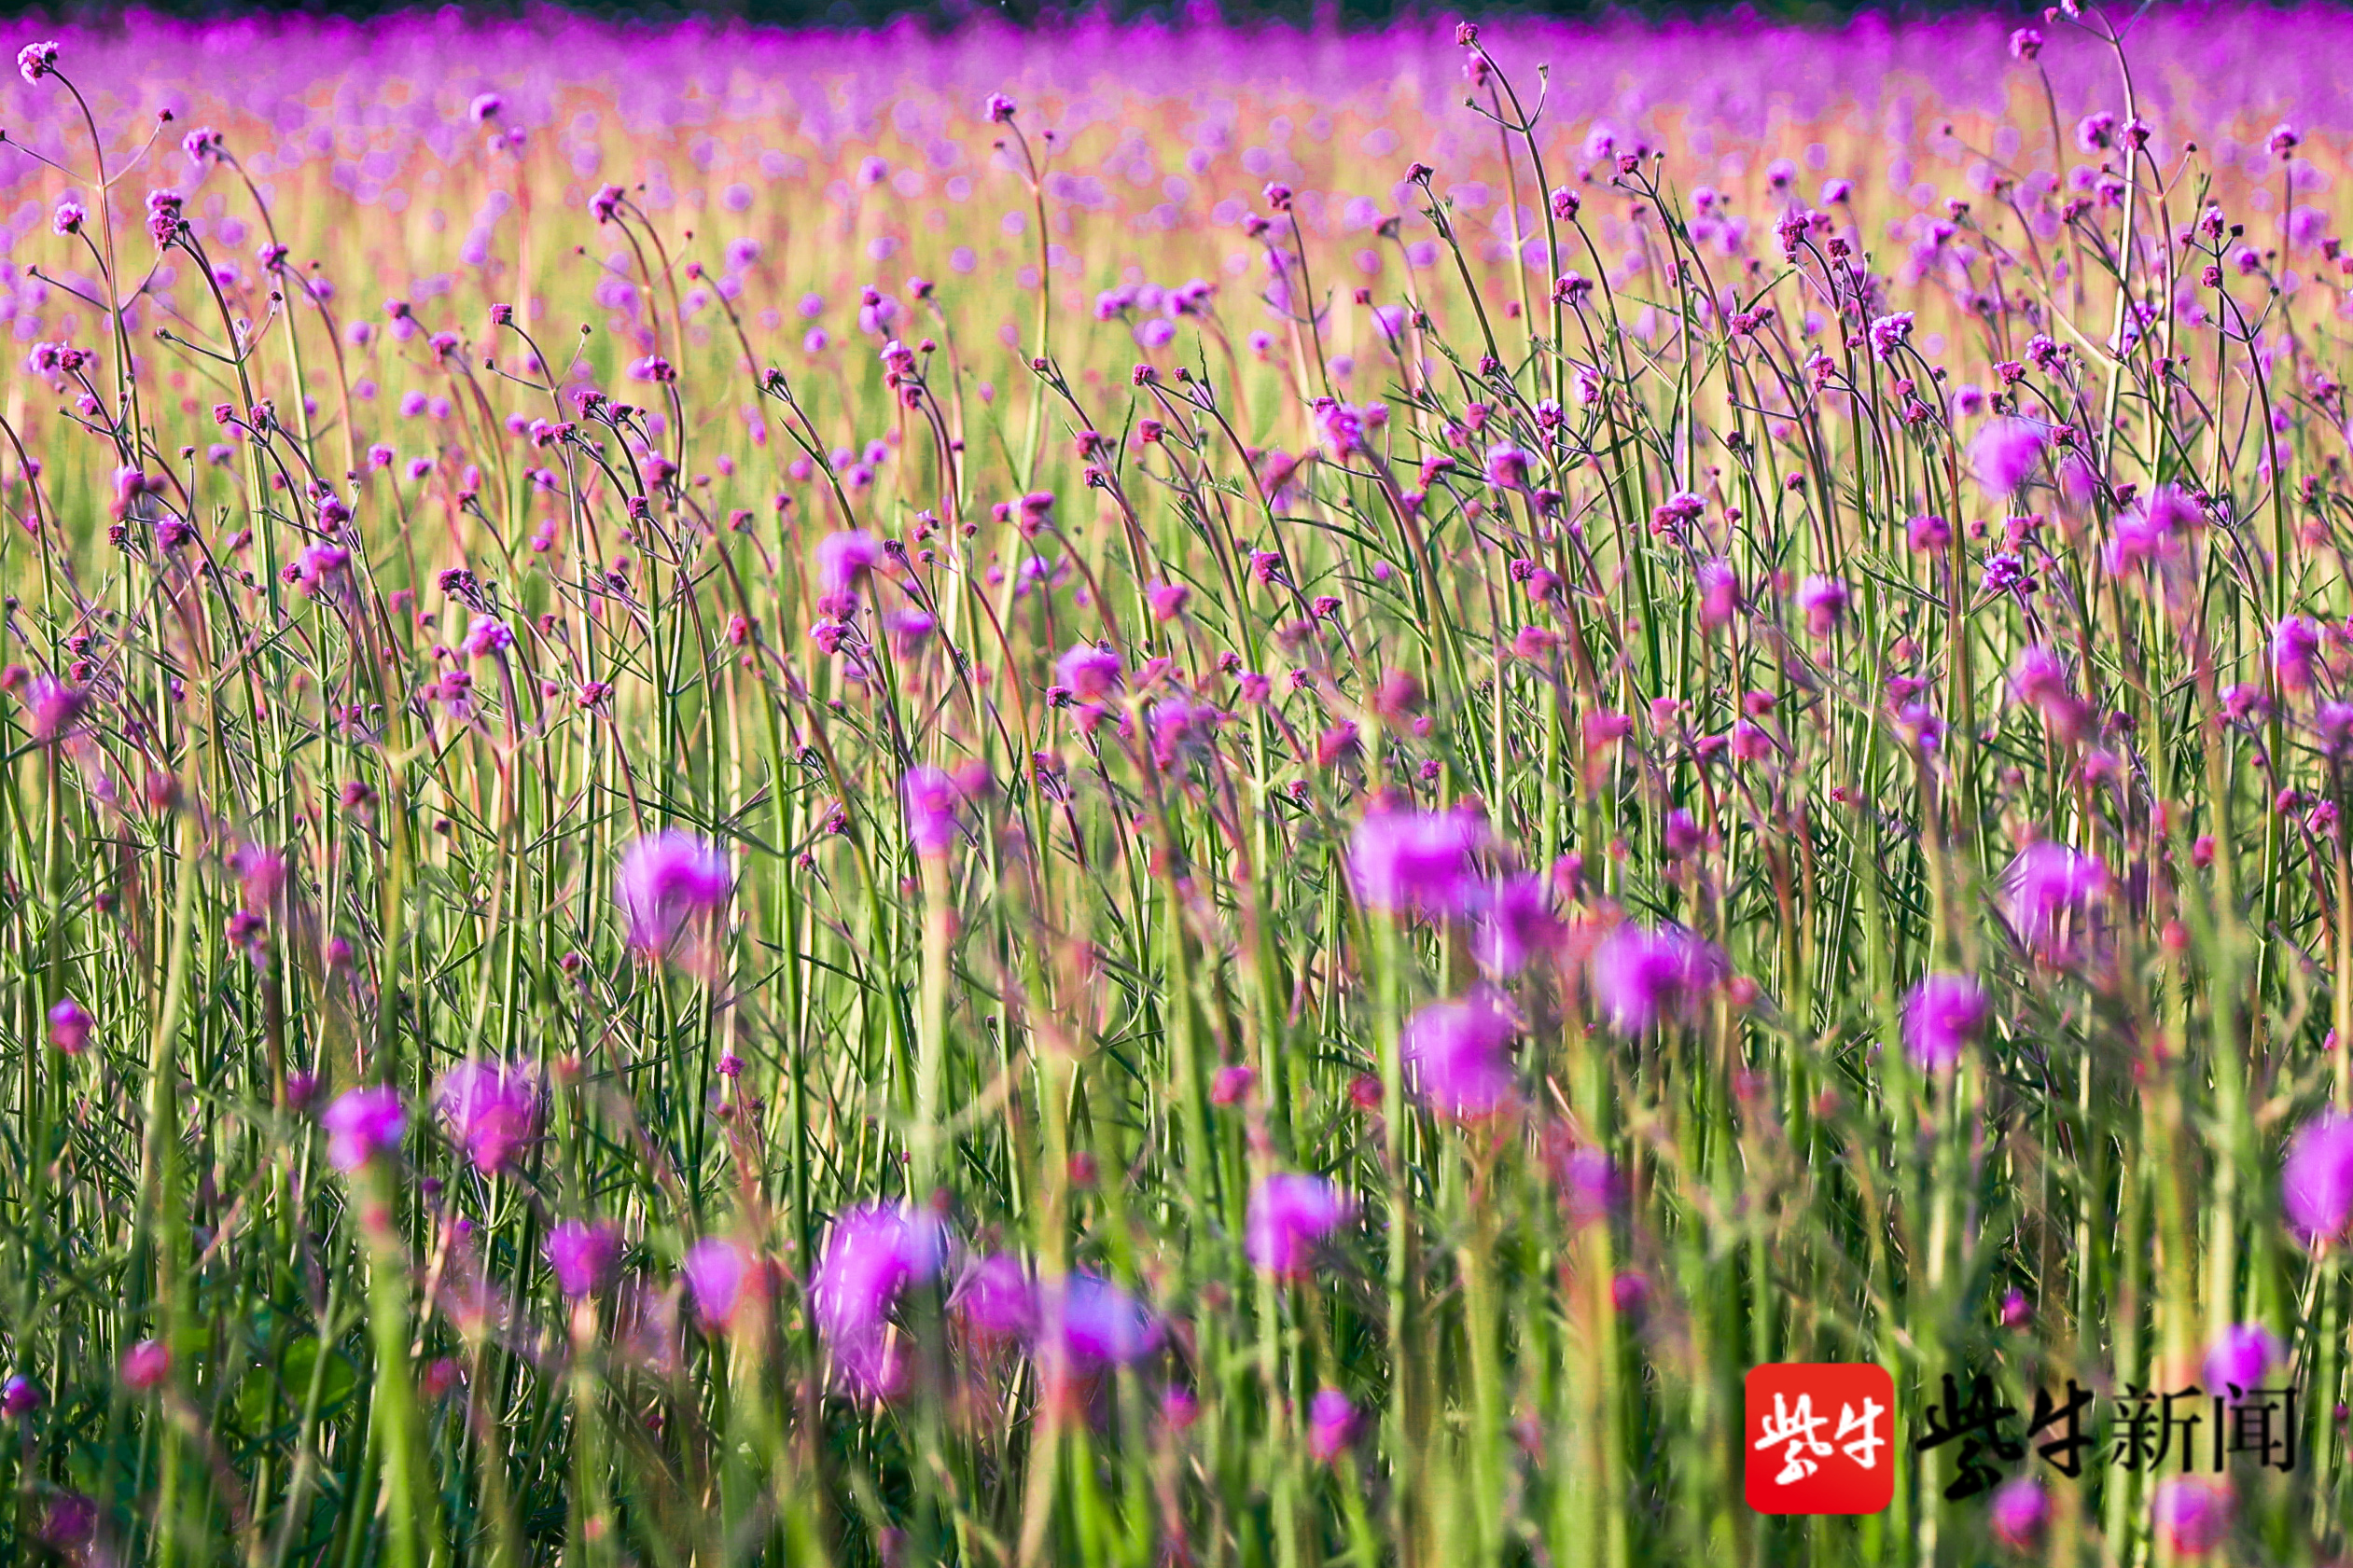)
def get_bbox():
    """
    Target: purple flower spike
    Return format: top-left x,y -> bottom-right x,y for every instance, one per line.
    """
434,1060 -> 539,1174
1399,985 -> 1520,1119
616,830 -> 731,959
1901,973 -> 1988,1072
546,1220 -> 623,1299
1246,1173 -> 1352,1277
2202,1324 -> 2284,1393
683,1237 -> 752,1332
2283,1112 -> 2353,1242
322,1086 -> 406,1173
1587,923 -> 1724,1035
1348,805 -> 1486,917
